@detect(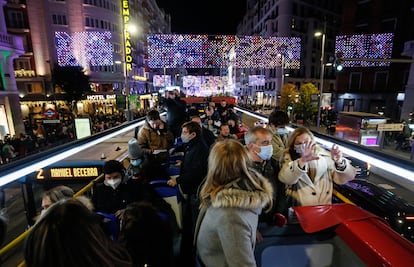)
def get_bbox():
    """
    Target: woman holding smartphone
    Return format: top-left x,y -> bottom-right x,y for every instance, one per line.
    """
278,126 -> 356,207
